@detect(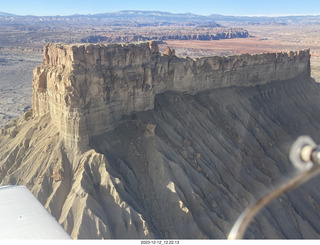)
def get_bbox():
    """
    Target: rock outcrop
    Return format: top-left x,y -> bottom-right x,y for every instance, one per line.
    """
80,29 -> 250,43
32,41 -> 310,151
1,41 -> 319,239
